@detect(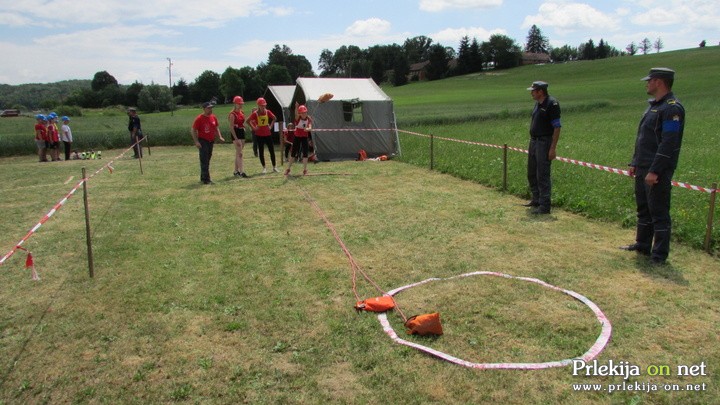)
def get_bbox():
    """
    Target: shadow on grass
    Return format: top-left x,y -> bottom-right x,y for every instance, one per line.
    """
525,211 -> 558,222
635,256 -> 688,285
